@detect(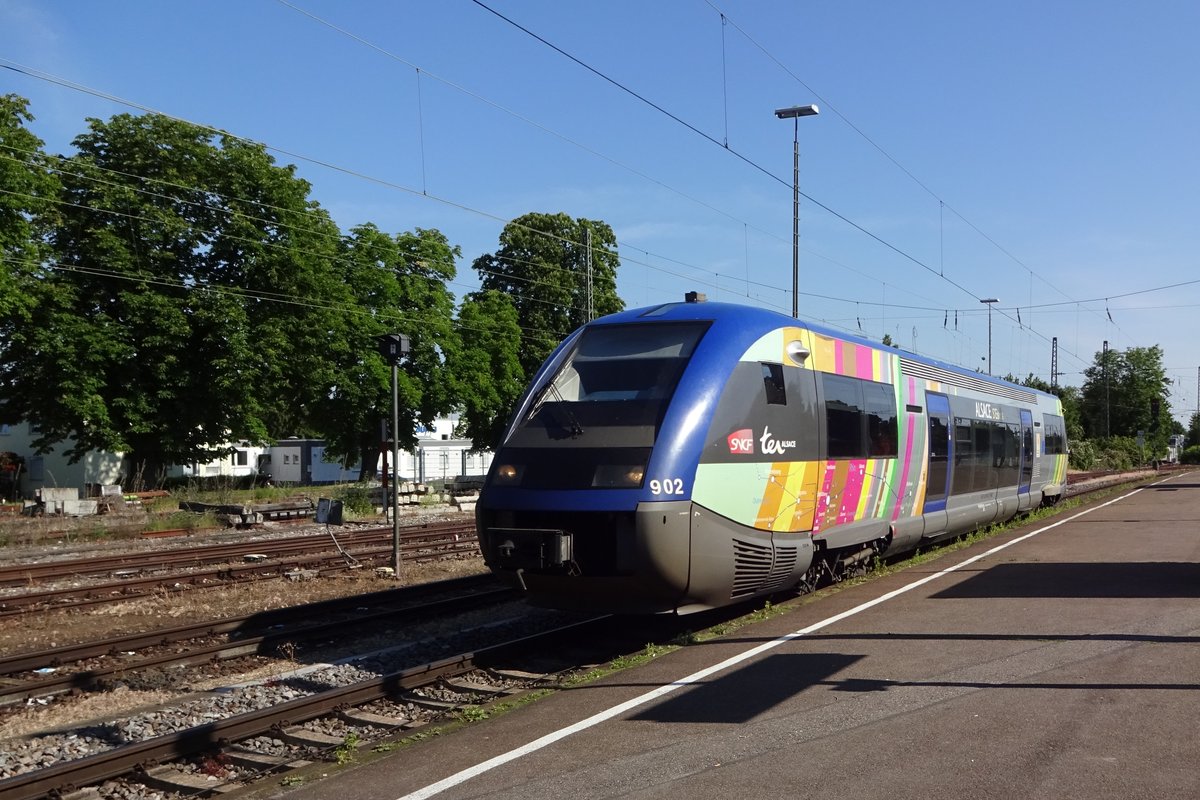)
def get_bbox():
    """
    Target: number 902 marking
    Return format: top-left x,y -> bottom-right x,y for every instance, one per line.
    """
649,478 -> 684,495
